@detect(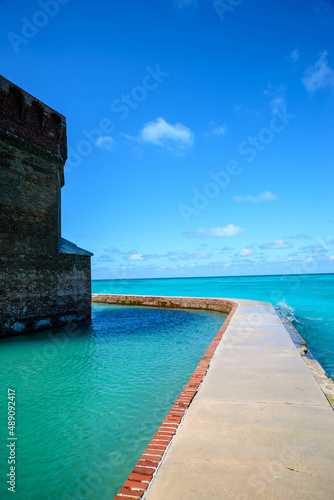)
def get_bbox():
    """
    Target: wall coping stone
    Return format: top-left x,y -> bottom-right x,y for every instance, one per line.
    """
91,293 -> 238,499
